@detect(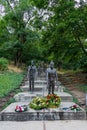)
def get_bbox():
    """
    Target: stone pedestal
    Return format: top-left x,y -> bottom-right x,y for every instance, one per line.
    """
0,102 -> 86,121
